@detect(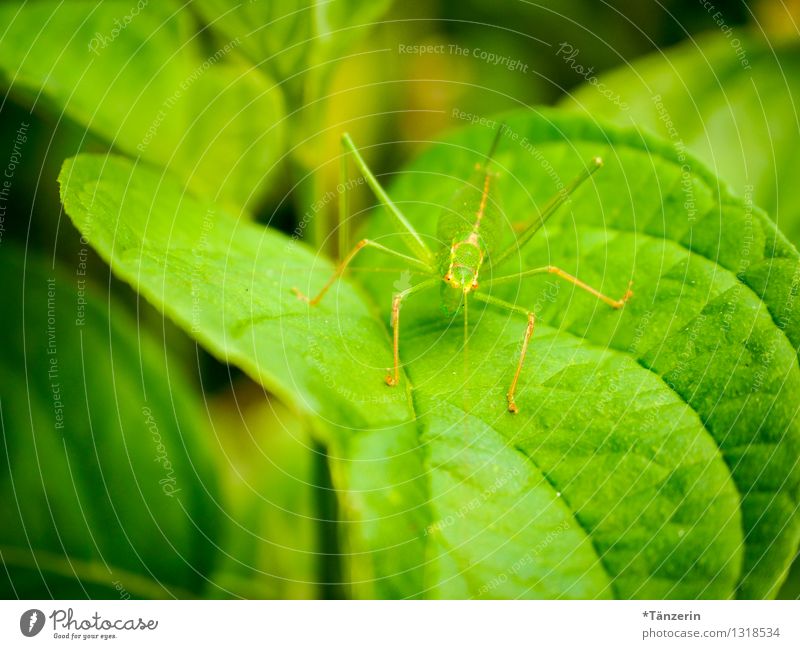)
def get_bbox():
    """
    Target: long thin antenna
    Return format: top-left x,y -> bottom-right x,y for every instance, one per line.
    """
491,156 -> 603,268
484,121 -> 506,166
